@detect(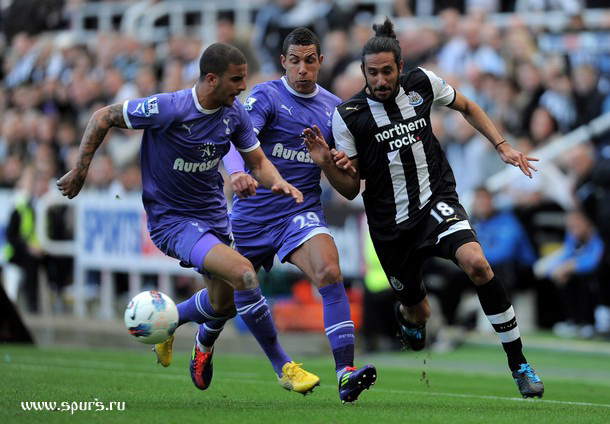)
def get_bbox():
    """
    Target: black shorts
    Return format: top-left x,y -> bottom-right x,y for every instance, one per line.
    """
370,197 -> 479,307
